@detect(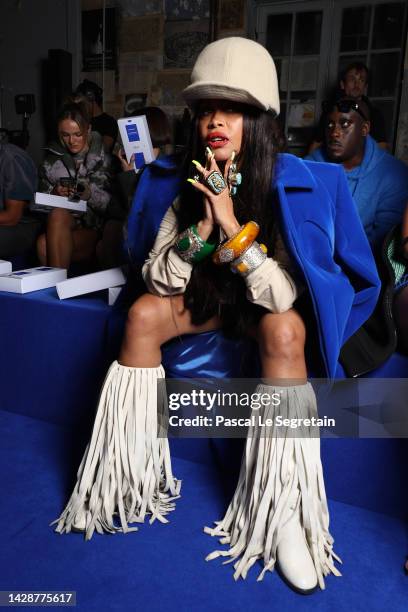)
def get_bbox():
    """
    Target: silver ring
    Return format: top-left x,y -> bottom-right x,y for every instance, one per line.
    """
205,171 -> 227,195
